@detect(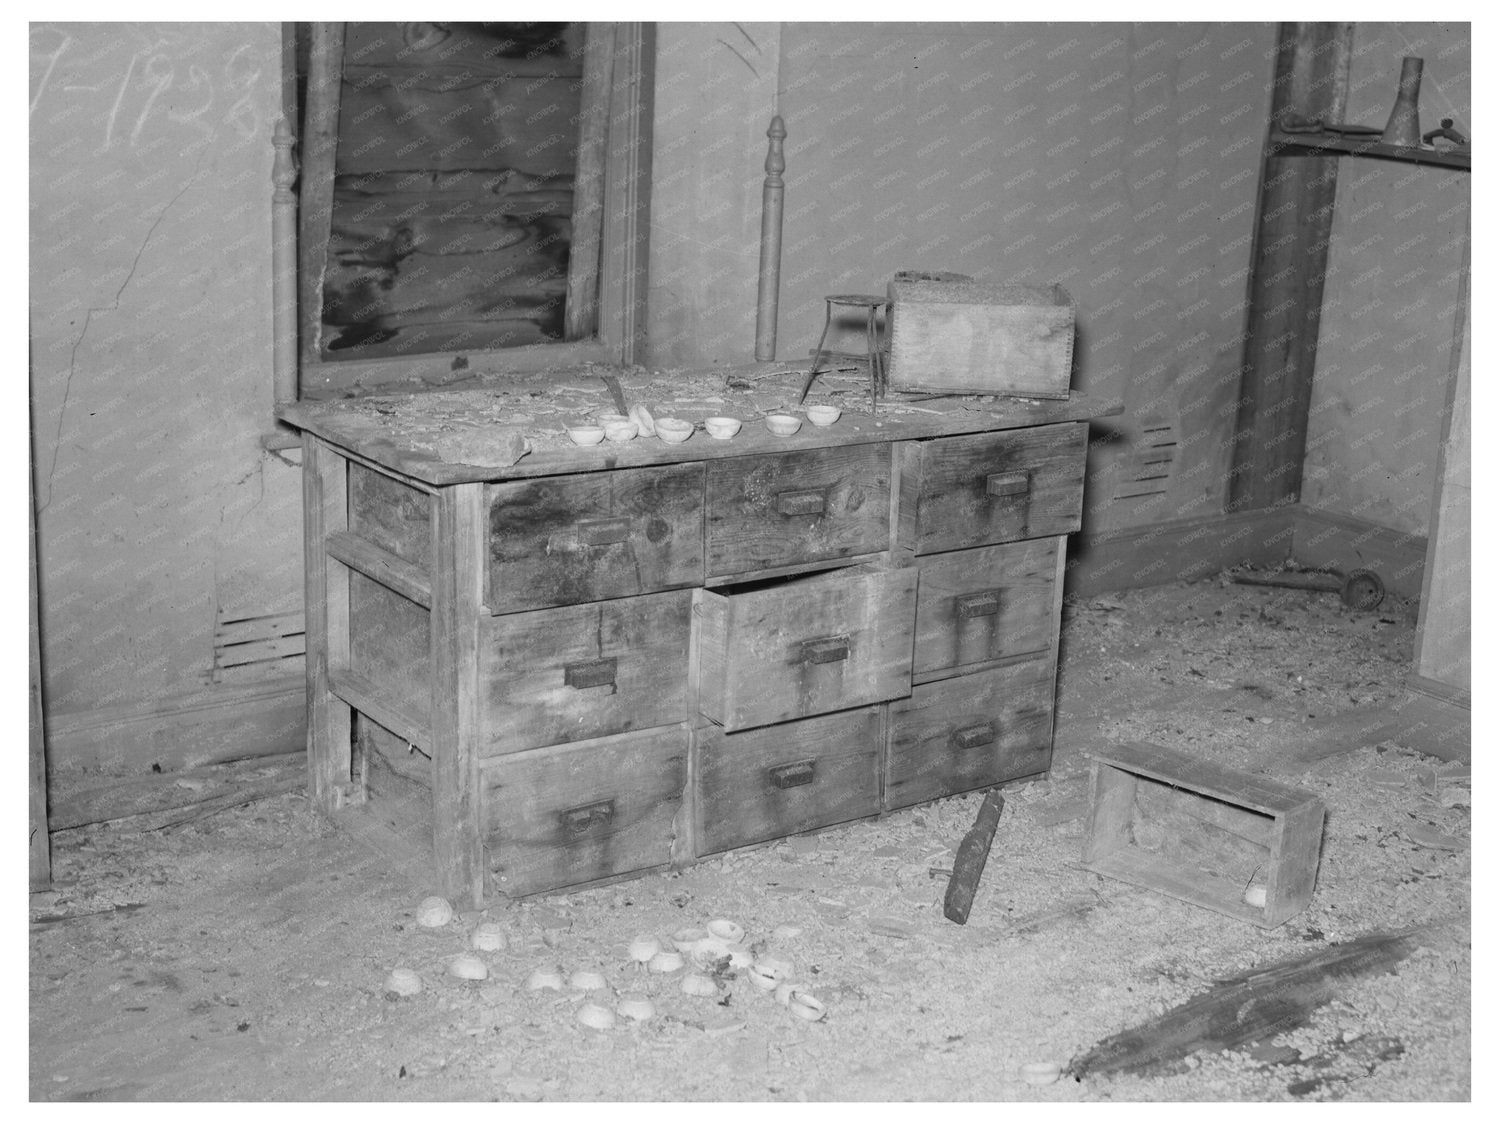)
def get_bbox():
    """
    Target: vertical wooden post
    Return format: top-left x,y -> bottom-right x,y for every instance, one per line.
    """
1412,229 -> 1470,694
755,115 -> 787,362
564,26 -> 614,342
271,117 -> 299,404
599,23 -> 655,366
297,22 -> 345,371
1228,22 -> 1353,511
430,483 -> 486,906
29,449 -> 51,891
303,436 -> 354,813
